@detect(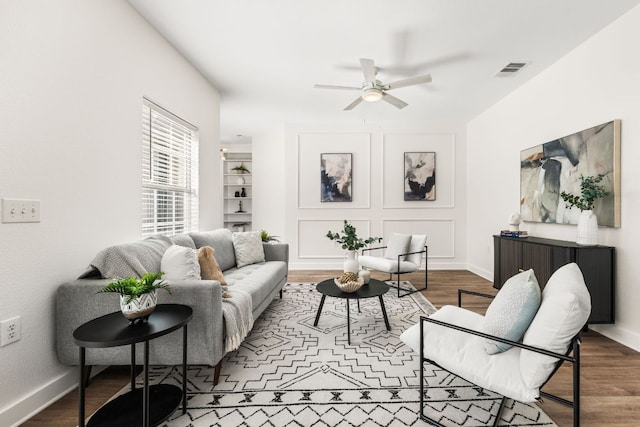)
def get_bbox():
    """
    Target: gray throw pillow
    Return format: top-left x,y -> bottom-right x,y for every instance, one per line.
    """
232,231 -> 265,268
482,269 -> 541,354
